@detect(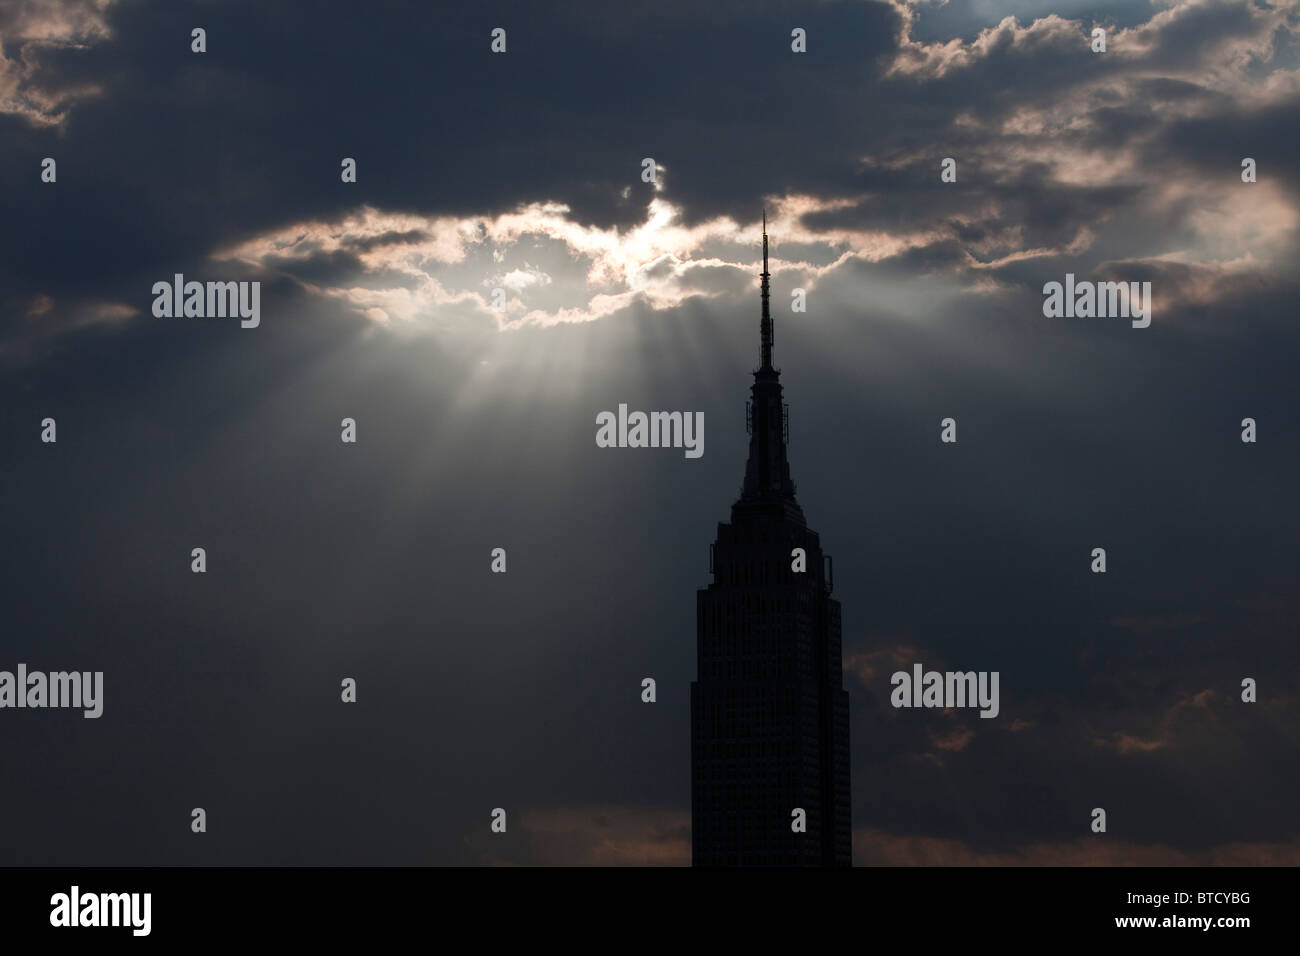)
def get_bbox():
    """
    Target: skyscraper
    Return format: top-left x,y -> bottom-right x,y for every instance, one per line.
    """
691,217 -> 852,866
